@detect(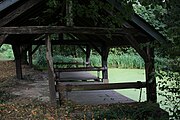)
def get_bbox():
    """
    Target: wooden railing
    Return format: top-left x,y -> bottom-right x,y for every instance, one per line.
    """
54,62 -> 85,68
56,81 -> 146,92
54,67 -> 106,72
